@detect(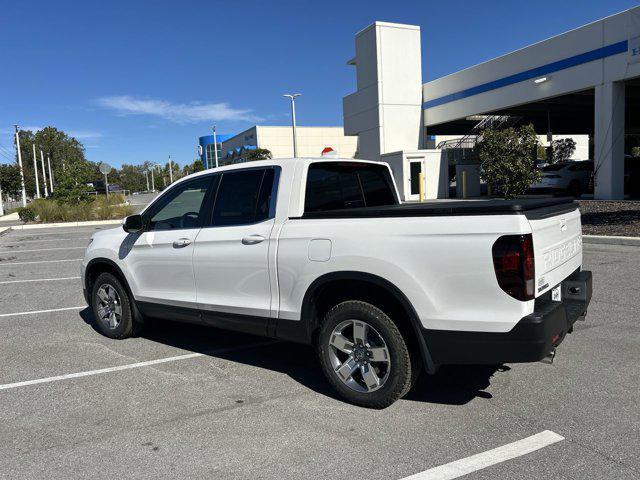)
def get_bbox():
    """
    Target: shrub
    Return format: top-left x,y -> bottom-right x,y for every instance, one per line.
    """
476,124 -> 541,200
23,196 -> 133,223
17,206 -> 36,223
